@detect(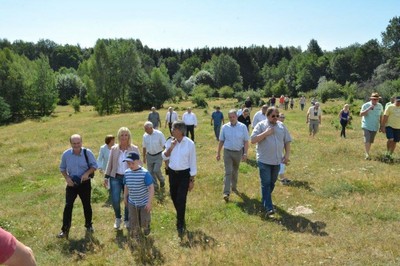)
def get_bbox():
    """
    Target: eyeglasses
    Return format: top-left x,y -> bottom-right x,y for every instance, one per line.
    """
271,115 -> 279,118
